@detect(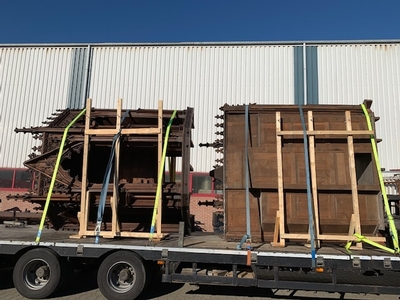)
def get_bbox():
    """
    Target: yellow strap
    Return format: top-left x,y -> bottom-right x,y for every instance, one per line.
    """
36,108 -> 87,243
346,233 -> 395,254
360,103 -> 399,251
149,110 -> 177,240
